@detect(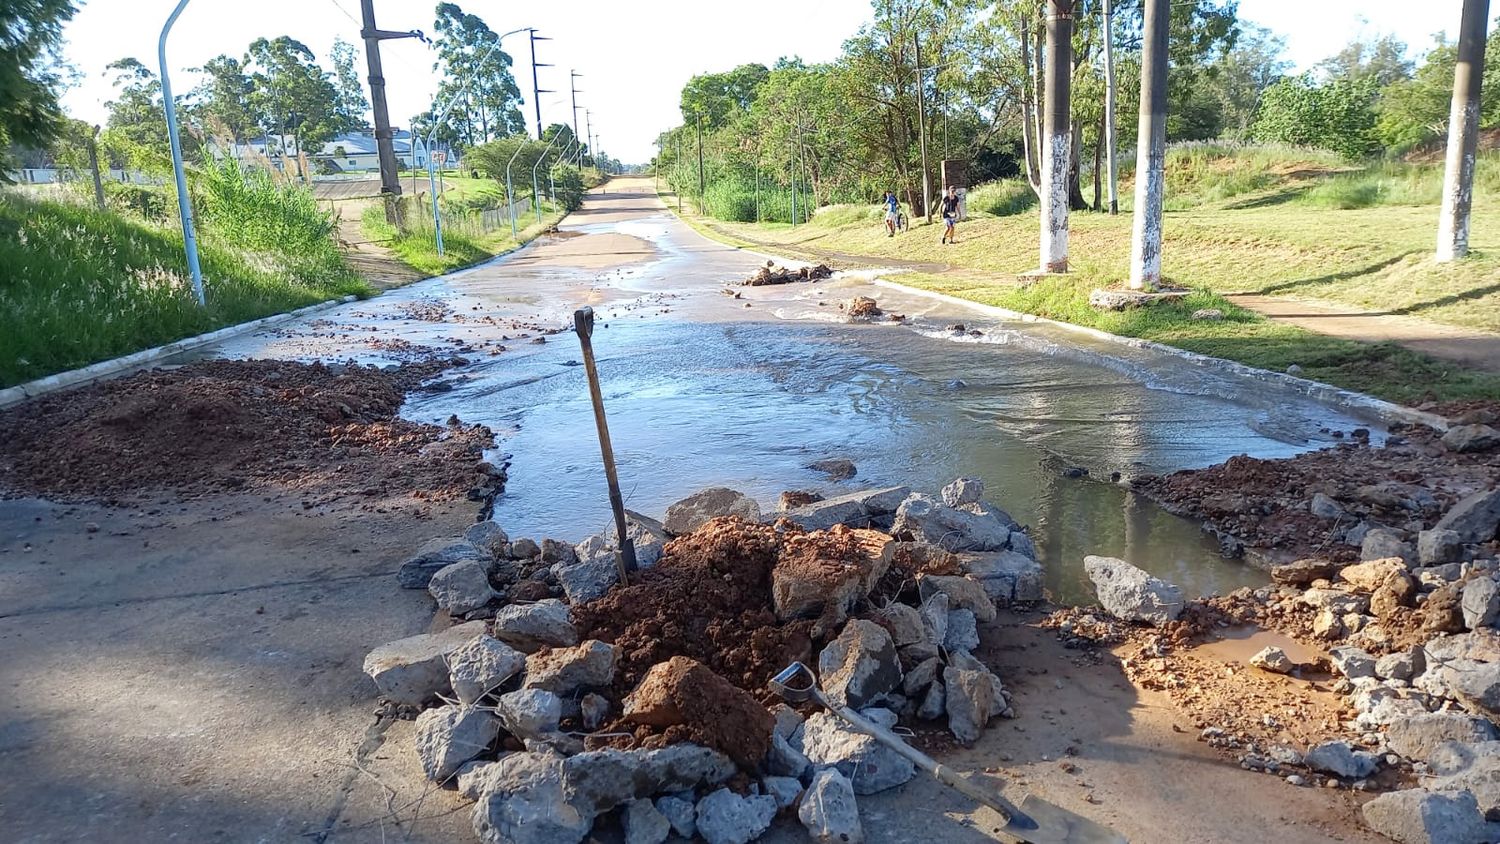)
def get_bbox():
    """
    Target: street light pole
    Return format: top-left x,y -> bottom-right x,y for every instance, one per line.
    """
159,0 -> 204,305
533,130 -> 560,224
